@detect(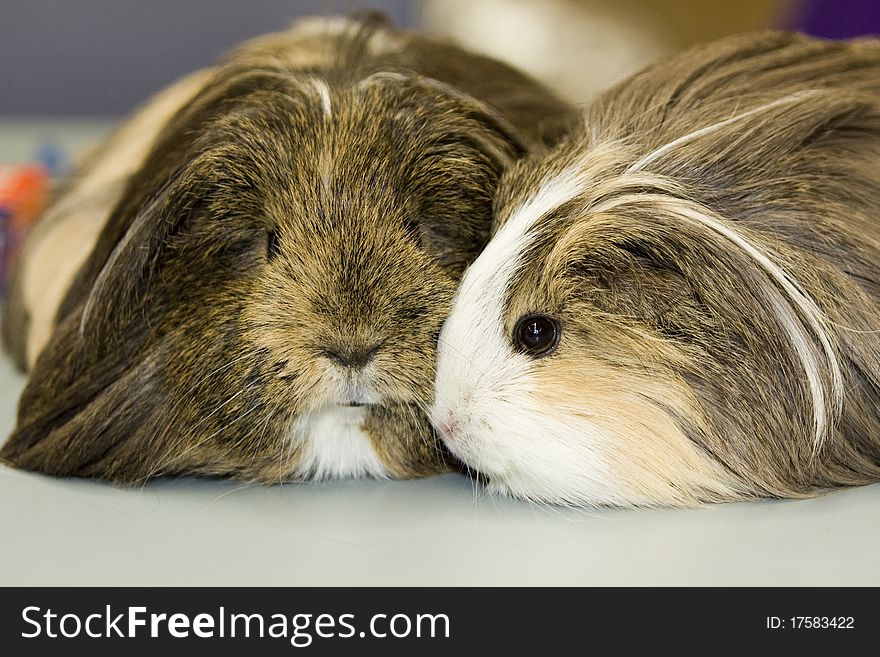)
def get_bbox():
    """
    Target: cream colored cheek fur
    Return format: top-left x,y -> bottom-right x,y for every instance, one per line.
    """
527,363 -> 738,506
433,324 -> 737,507
433,354 -> 622,504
